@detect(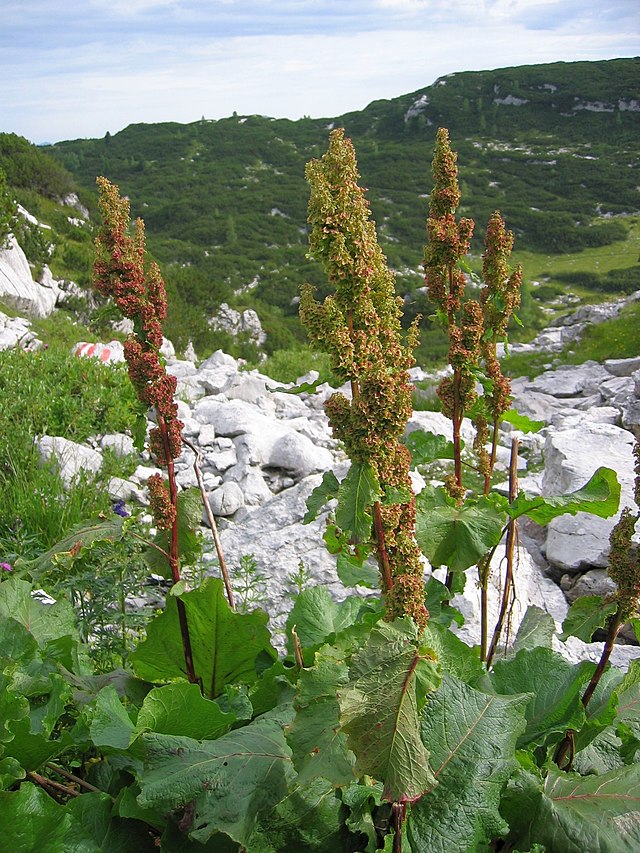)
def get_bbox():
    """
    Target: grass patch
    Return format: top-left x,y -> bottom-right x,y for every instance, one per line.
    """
513,216 -> 640,288
0,346 -> 139,562
502,297 -> 640,379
